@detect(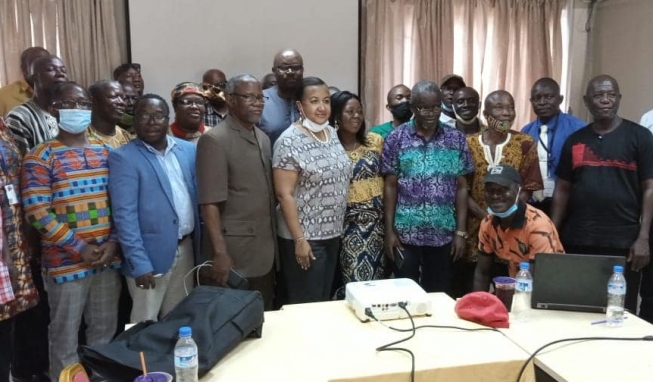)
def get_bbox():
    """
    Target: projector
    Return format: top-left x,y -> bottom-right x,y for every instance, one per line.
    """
345,278 -> 433,322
